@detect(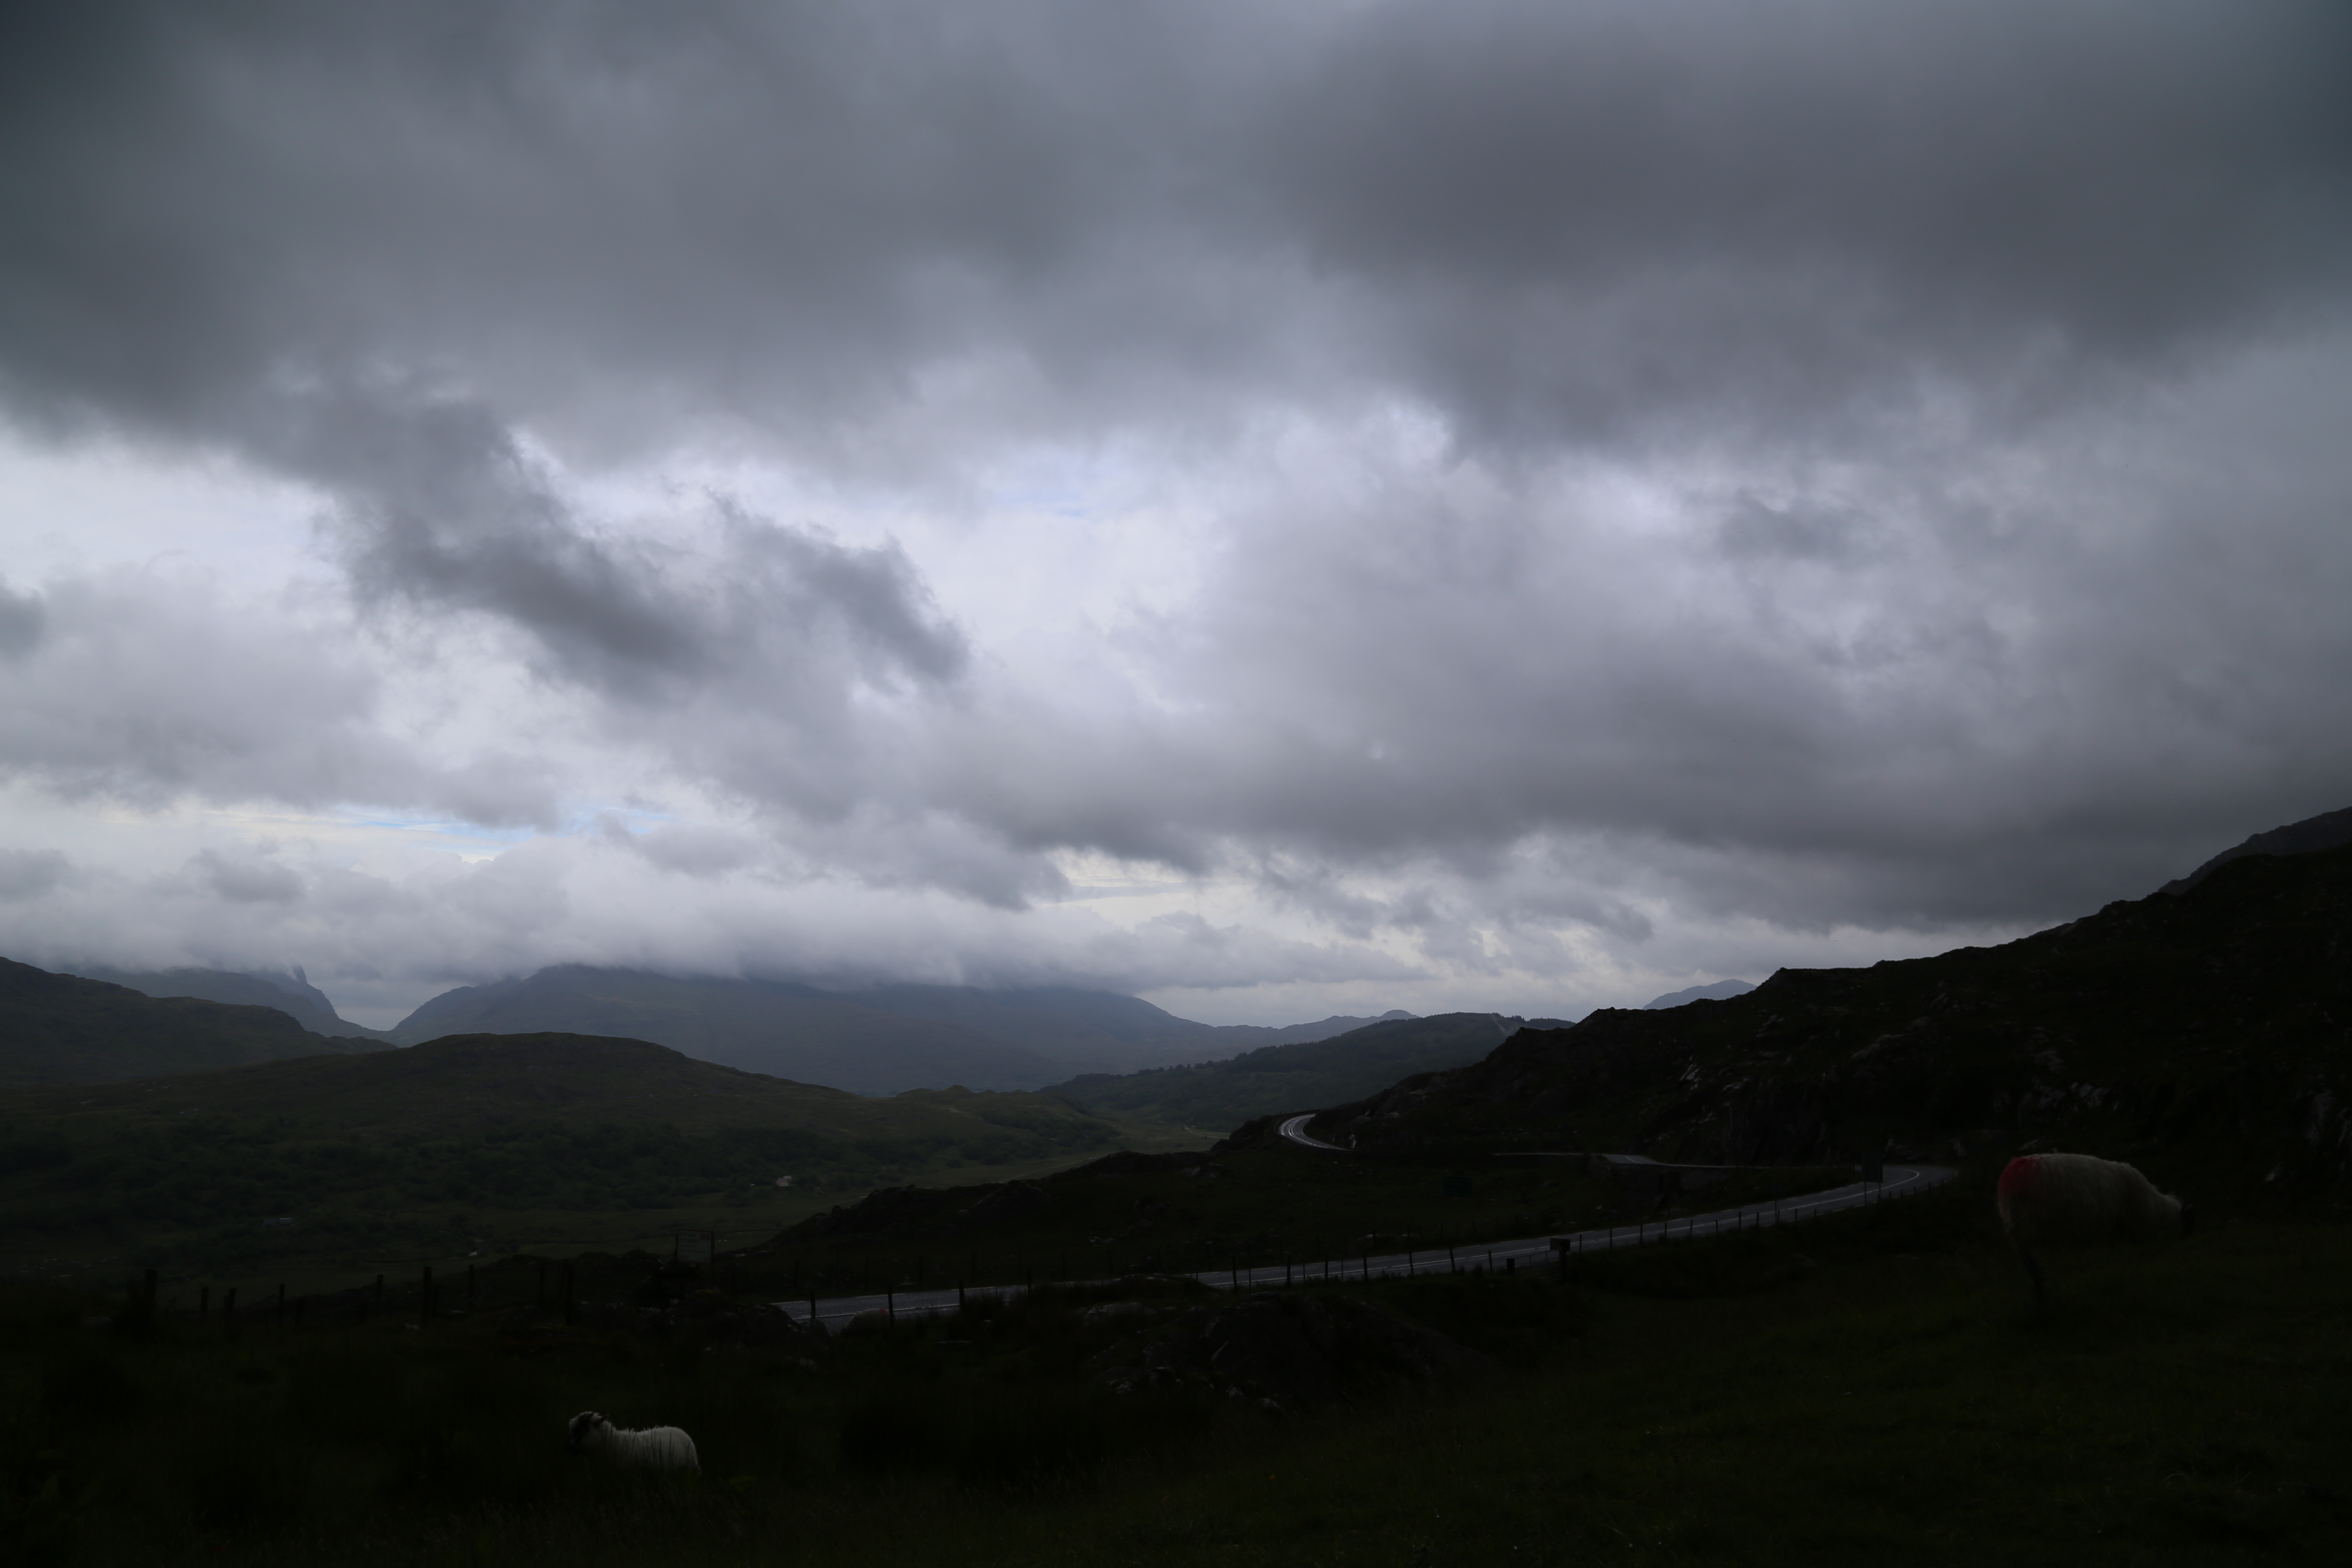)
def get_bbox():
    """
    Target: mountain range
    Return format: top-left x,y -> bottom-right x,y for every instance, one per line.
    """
0,959 -> 386,1087
14,953 -> 1416,1096
380,968 -> 1413,1095
1643,979 -> 1757,1009
22,805 -> 2348,1110
65,964 -> 396,1042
